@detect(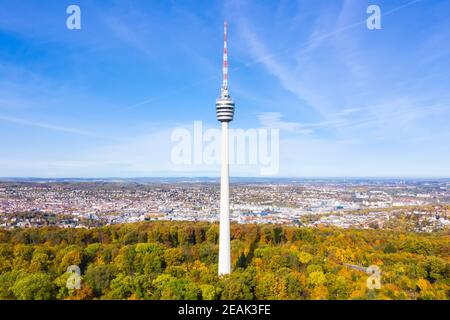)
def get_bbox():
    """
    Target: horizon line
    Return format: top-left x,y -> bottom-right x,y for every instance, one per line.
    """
1,176 -> 449,180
